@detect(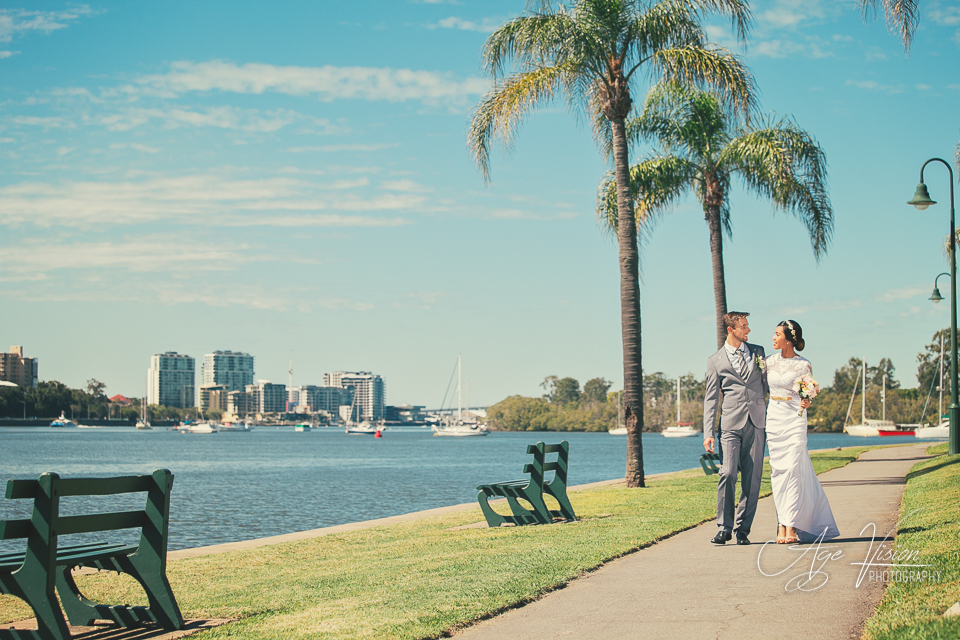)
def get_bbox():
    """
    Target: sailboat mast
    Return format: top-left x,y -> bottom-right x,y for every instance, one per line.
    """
862,359 -> 867,423
676,377 -> 681,424
882,375 -> 886,422
457,353 -> 462,423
